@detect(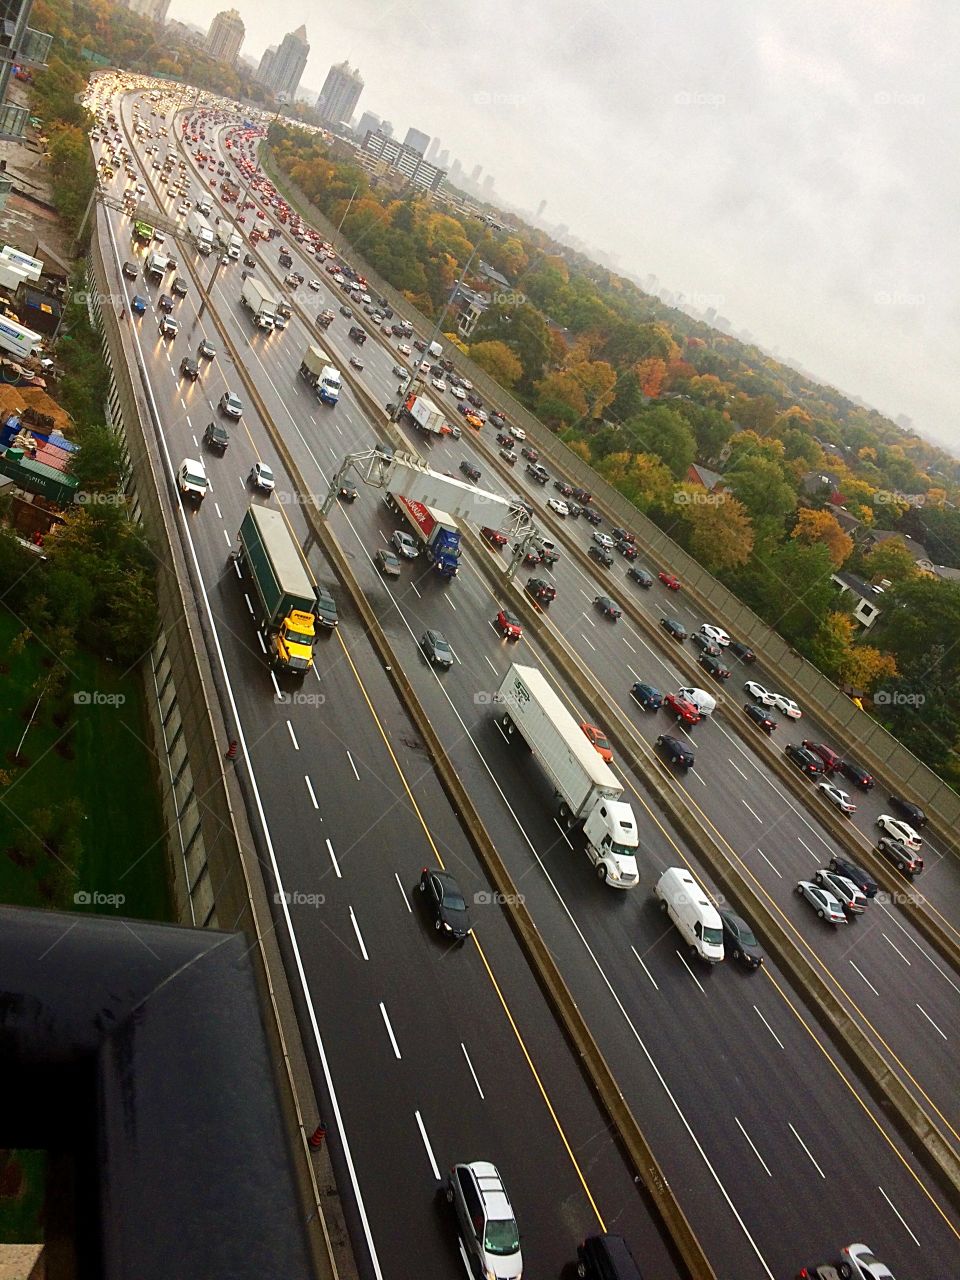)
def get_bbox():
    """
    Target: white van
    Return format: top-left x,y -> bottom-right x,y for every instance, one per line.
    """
655,867 -> 724,963
678,686 -> 717,717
